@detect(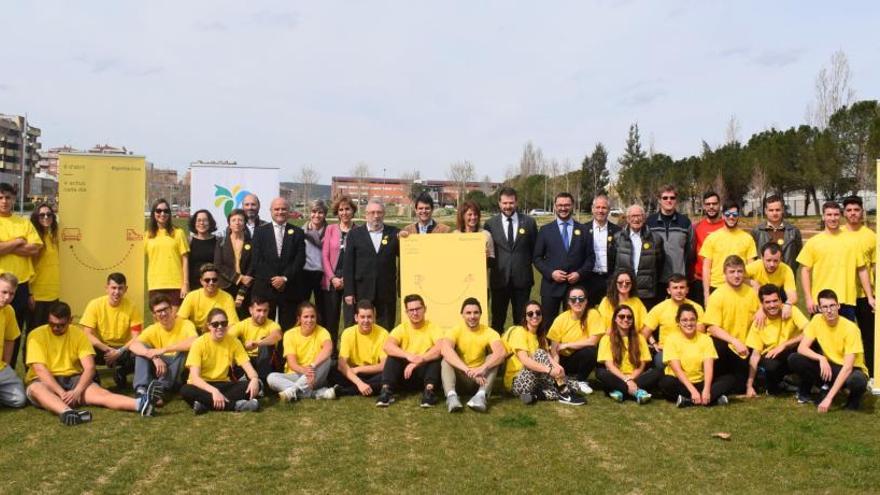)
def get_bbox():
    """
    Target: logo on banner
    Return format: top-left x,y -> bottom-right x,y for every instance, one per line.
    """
214,184 -> 252,217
